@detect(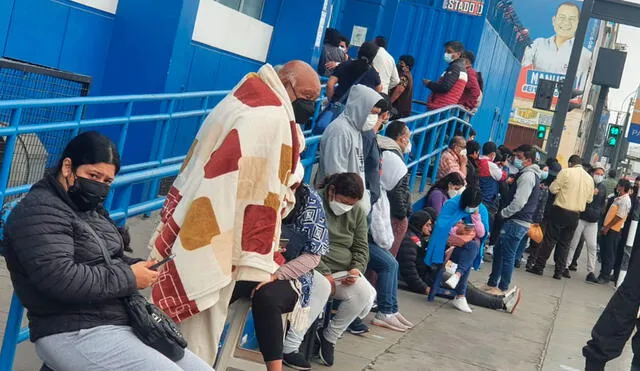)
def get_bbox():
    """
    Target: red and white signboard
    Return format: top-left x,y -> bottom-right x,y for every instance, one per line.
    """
442,0 -> 484,17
